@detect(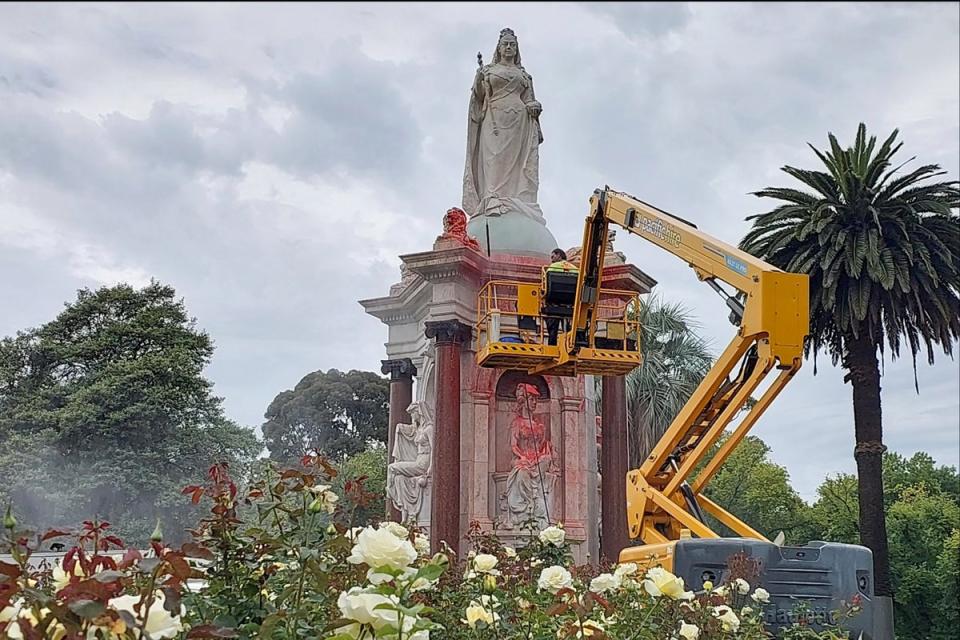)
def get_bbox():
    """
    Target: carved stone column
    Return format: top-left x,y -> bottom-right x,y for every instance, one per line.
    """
601,375 -> 629,563
425,320 -> 471,554
381,358 -> 417,522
